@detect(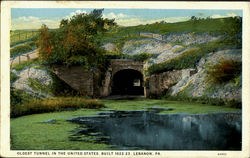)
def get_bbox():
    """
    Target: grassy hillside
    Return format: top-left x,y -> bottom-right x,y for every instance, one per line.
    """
102,17 -> 241,43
